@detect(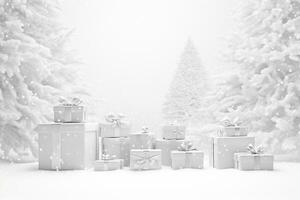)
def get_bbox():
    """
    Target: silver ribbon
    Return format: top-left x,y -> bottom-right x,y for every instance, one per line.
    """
131,152 -> 160,170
